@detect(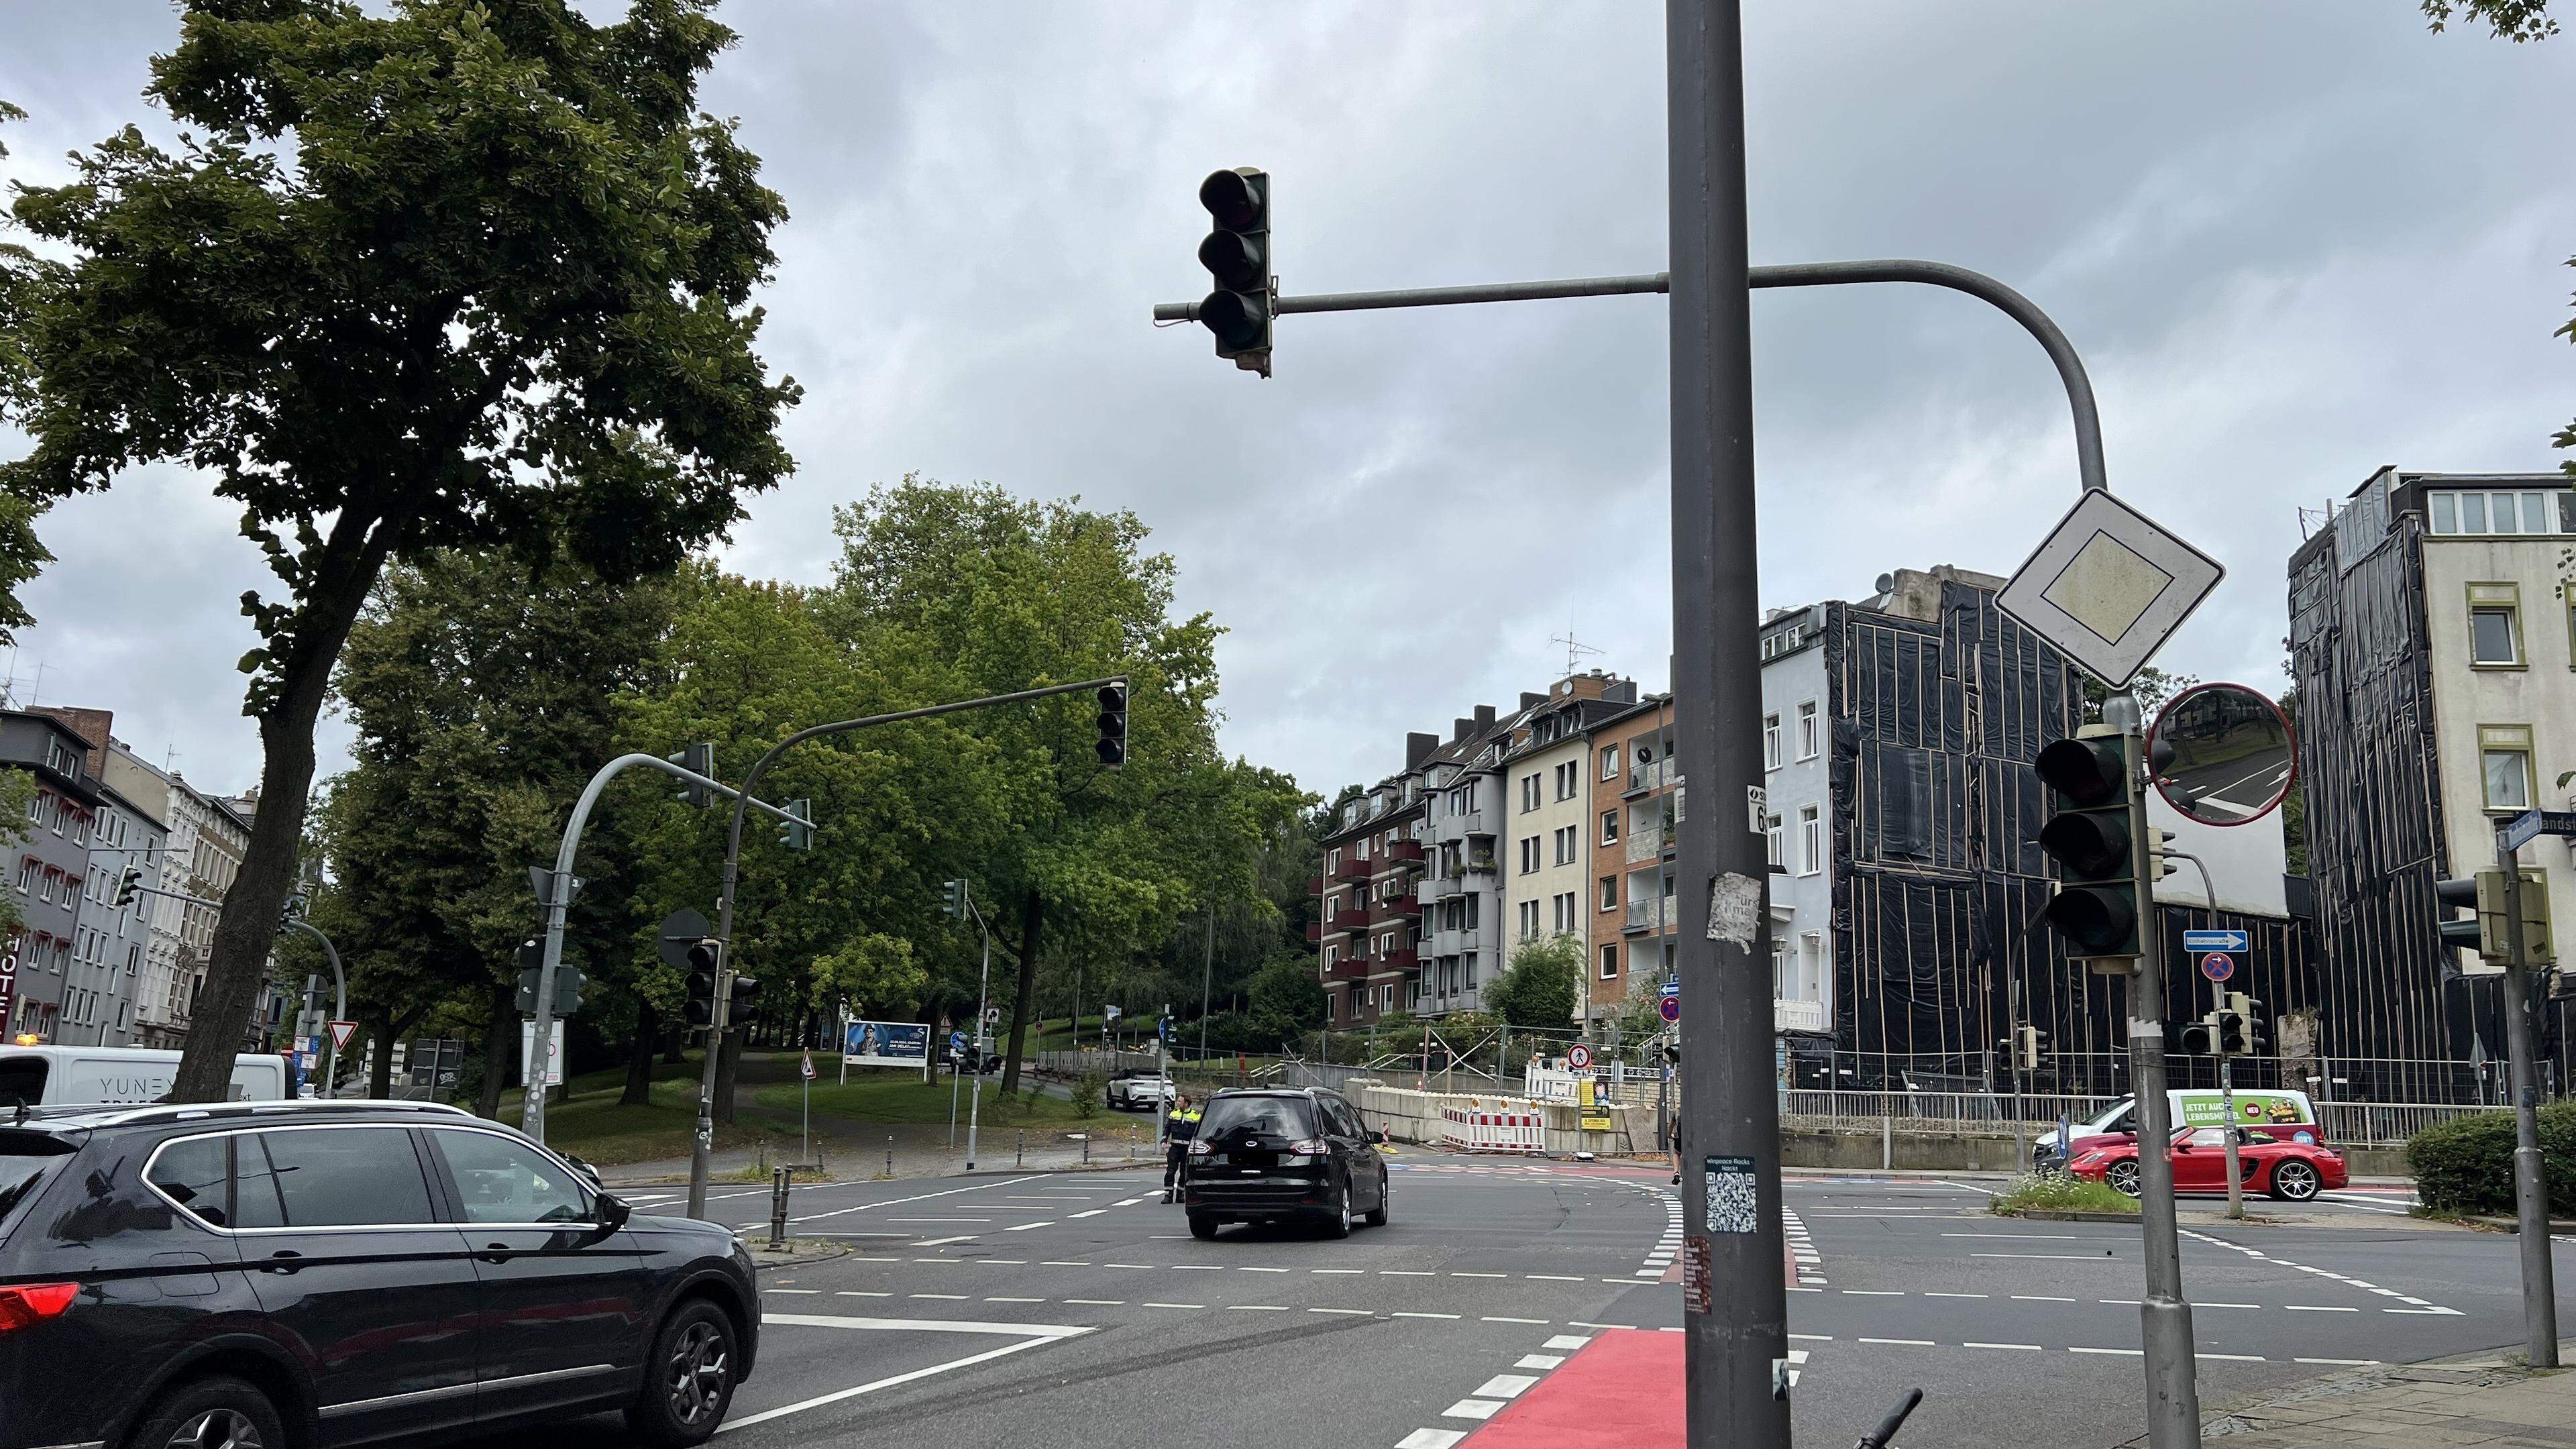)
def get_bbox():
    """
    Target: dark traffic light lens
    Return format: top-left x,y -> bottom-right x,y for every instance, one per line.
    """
1095,738 -> 1127,766
1198,230 -> 1267,292
2035,738 -> 2124,806
1200,289 -> 1269,349
1198,168 -> 1263,229
2041,887 -> 2134,951
2037,813 -> 2129,875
